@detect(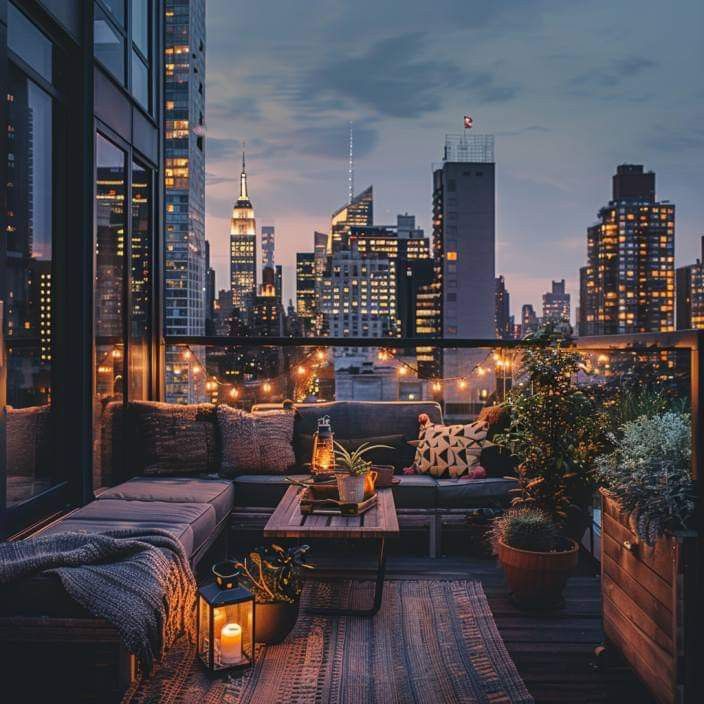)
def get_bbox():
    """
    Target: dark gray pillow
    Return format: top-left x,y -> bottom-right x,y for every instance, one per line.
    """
131,401 -> 217,475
